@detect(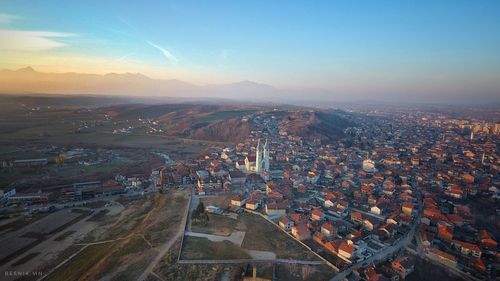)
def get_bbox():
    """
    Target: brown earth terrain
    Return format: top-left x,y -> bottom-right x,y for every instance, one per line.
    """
43,190 -> 190,281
